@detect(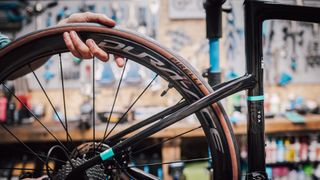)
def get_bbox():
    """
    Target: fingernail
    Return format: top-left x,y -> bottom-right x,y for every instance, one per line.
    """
63,32 -> 68,39
70,31 -> 76,37
117,58 -> 124,67
88,39 -> 94,47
